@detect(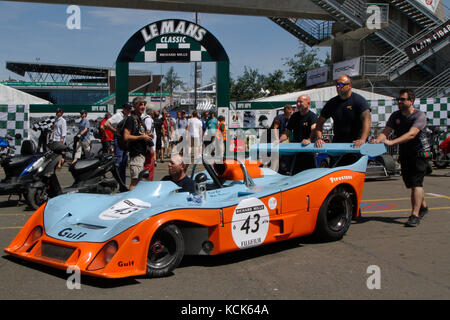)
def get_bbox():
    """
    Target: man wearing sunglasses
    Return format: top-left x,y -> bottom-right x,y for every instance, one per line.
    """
312,75 -> 371,165
371,89 -> 429,227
